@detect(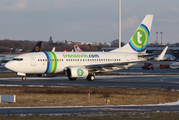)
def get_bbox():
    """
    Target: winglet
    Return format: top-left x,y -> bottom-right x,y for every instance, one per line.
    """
52,47 -> 55,52
156,46 -> 168,61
